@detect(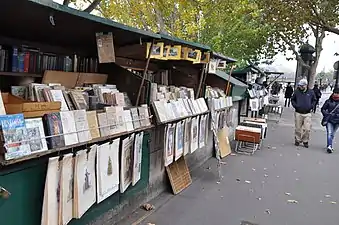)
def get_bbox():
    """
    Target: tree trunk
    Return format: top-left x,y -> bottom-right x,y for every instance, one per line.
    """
63,0 -> 70,5
84,0 -> 101,13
